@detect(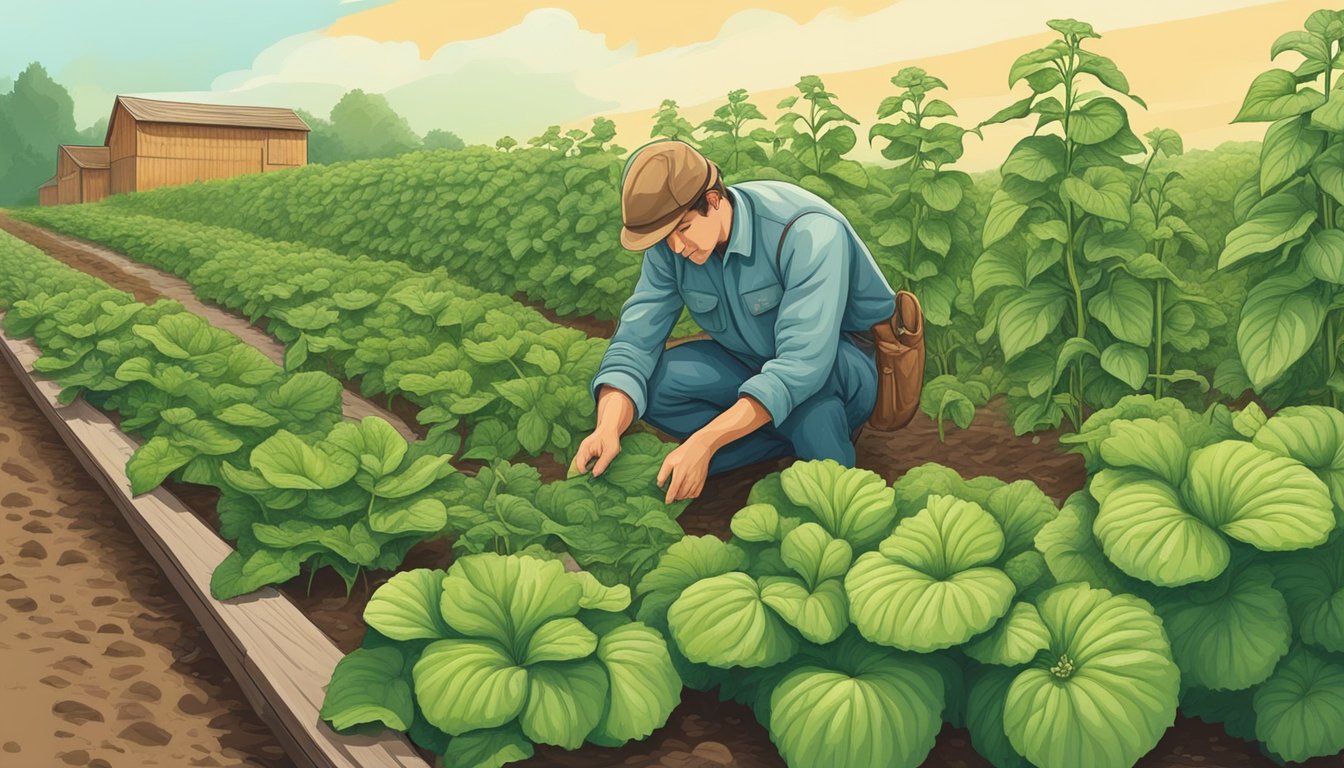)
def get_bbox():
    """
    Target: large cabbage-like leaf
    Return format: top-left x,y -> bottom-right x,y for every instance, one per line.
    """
320,646 -> 414,732
1252,645 -> 1344,763
1035,491 -> 1141,593
779,459 -> 896,549
768,642 -> 943,768
1092,440 -> 1334,587
249,429 -> 359,490
519,659 -> 608,749
363,568 -> 452,641
965,667 -> 1033,768
588,622 -> 681,745
1273,535 -> 1344,653
440,553 -> 584,648
1153,565 -> 1291,690
846,496 -> 1014,652
666,572 -> 798,668
965,602 -> 1050,666
1004,584 -> 1179,768
1254,405 -> 1344,526
413,638 -> 527,735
